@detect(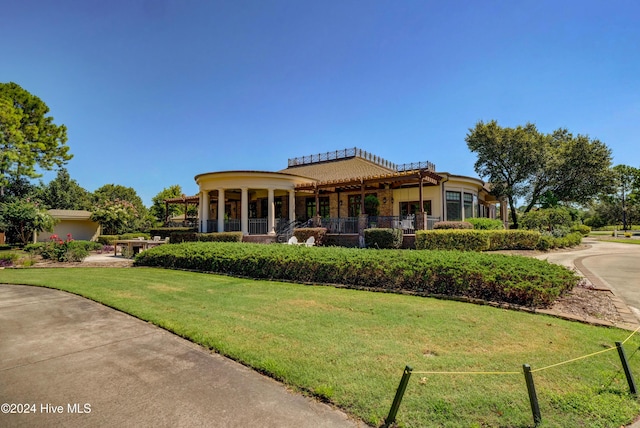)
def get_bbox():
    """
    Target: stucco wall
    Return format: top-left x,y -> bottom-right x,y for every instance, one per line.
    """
38,220 -> 101,242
